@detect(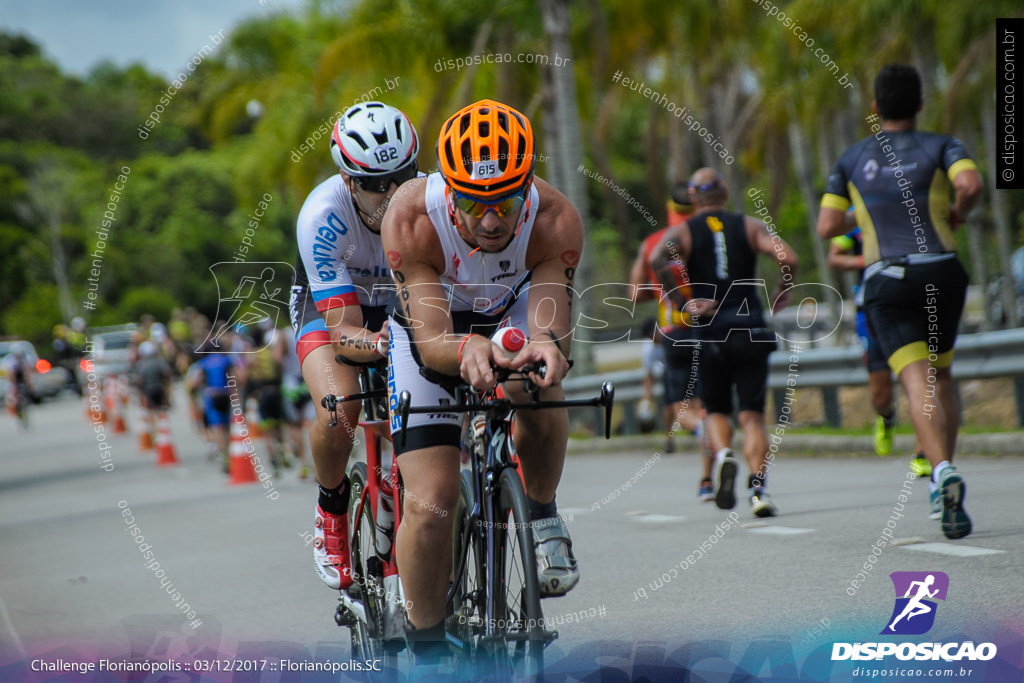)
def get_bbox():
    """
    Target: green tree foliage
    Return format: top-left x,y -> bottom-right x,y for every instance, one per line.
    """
1,1 -> 1022,352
